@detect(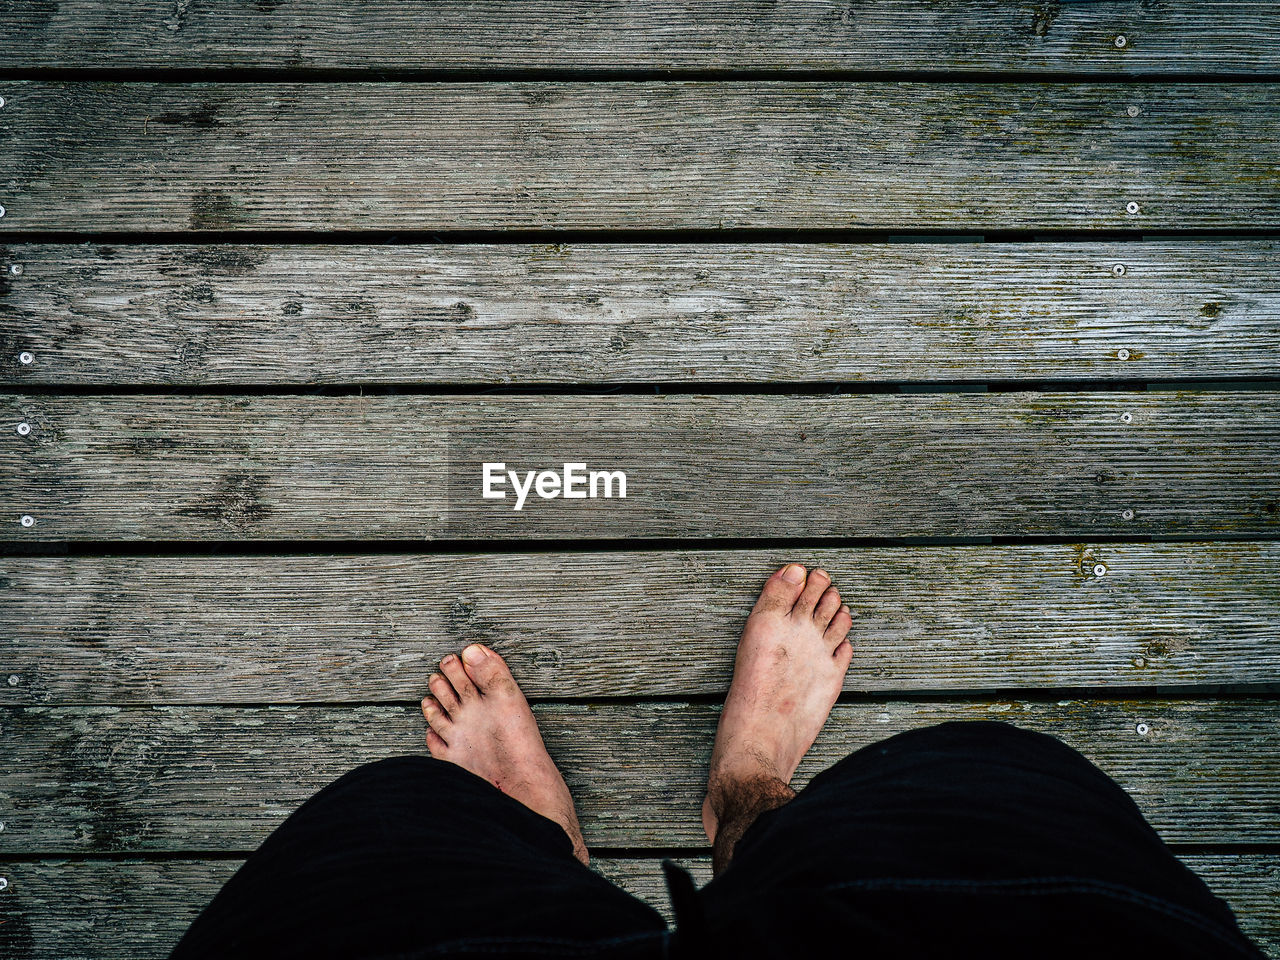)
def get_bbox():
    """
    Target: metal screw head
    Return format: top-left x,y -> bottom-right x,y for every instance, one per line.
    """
1117,348 -> 1131,360
1126,201 -> 1141,215
0,204 -> 6,218
1093,563 -> 1107,577
1114,34 -> 1128,48
0,96 -> 6,108
0,821 -> 6,832
1133,656 -> 1146,668
1121,412 -> 1133,423
1135,722 -> 1150,736
9,264 -> 22,275
19,515 -> 34,528
1121,509 -> 1134,521
1127,104 -> 1141,117
16,422 -> 30,436
0,877 -> 8,892
1112,263 -> 1126,276
6,675 -> 18,686
18,351 -> 34,365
